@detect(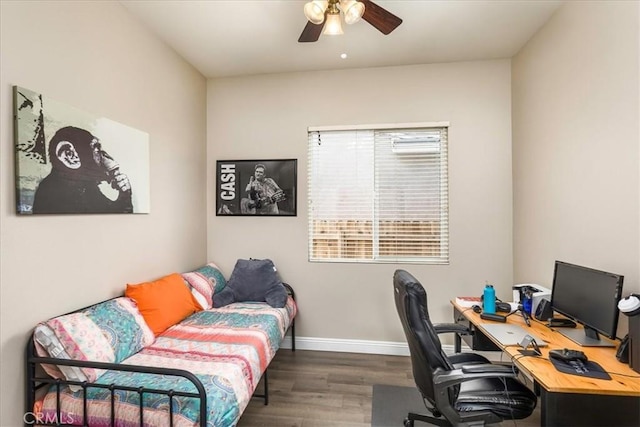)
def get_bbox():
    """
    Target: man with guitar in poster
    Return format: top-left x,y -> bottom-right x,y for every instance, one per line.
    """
240,163 -> 286,214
